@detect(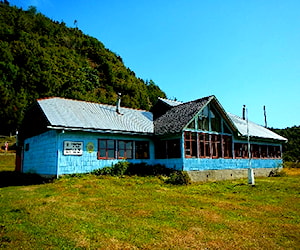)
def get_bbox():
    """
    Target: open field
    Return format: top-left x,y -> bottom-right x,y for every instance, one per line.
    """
0,155 -> 299,249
